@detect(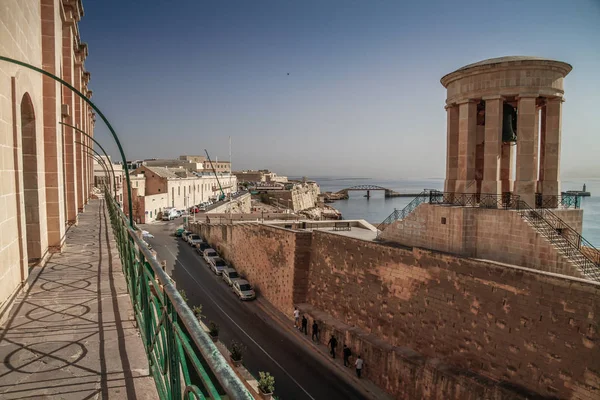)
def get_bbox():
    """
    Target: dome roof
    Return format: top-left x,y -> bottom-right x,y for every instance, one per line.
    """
441,56 -> 572,87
